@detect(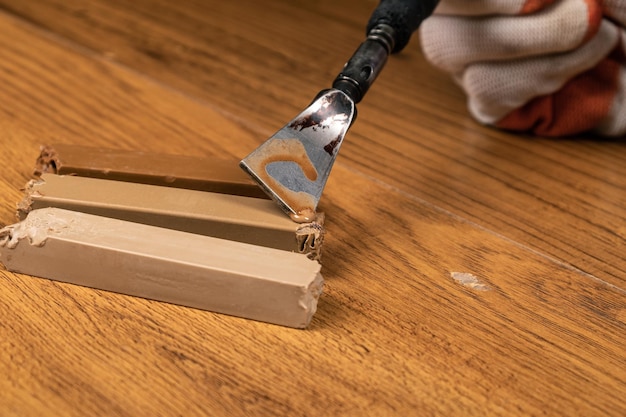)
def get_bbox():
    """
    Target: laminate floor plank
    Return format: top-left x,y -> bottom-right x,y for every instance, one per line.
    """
0,6 -> 624,417
0,0 -> 623,288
